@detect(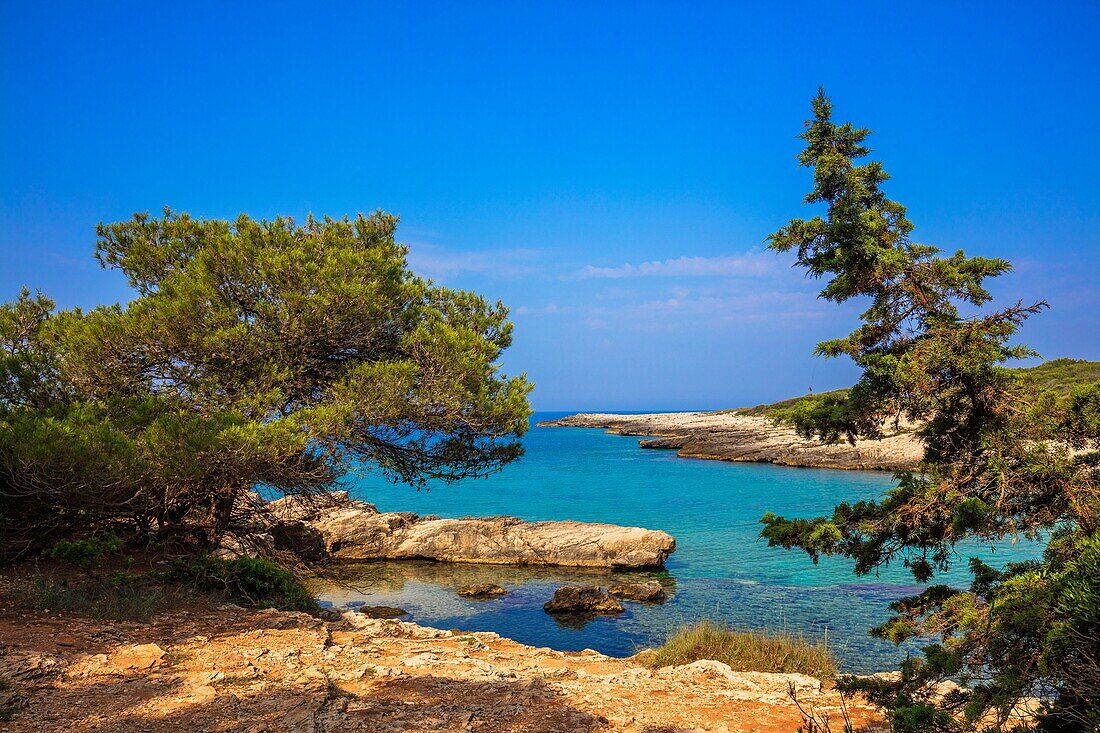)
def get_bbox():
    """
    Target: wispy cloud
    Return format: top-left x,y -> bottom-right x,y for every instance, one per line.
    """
406,243 -> 542,281
515,284 -> 831,332
576,250 -> 776,279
